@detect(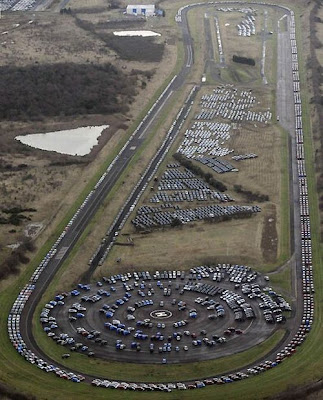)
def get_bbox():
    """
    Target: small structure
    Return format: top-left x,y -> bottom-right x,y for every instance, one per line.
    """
126,4 -> 155,16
